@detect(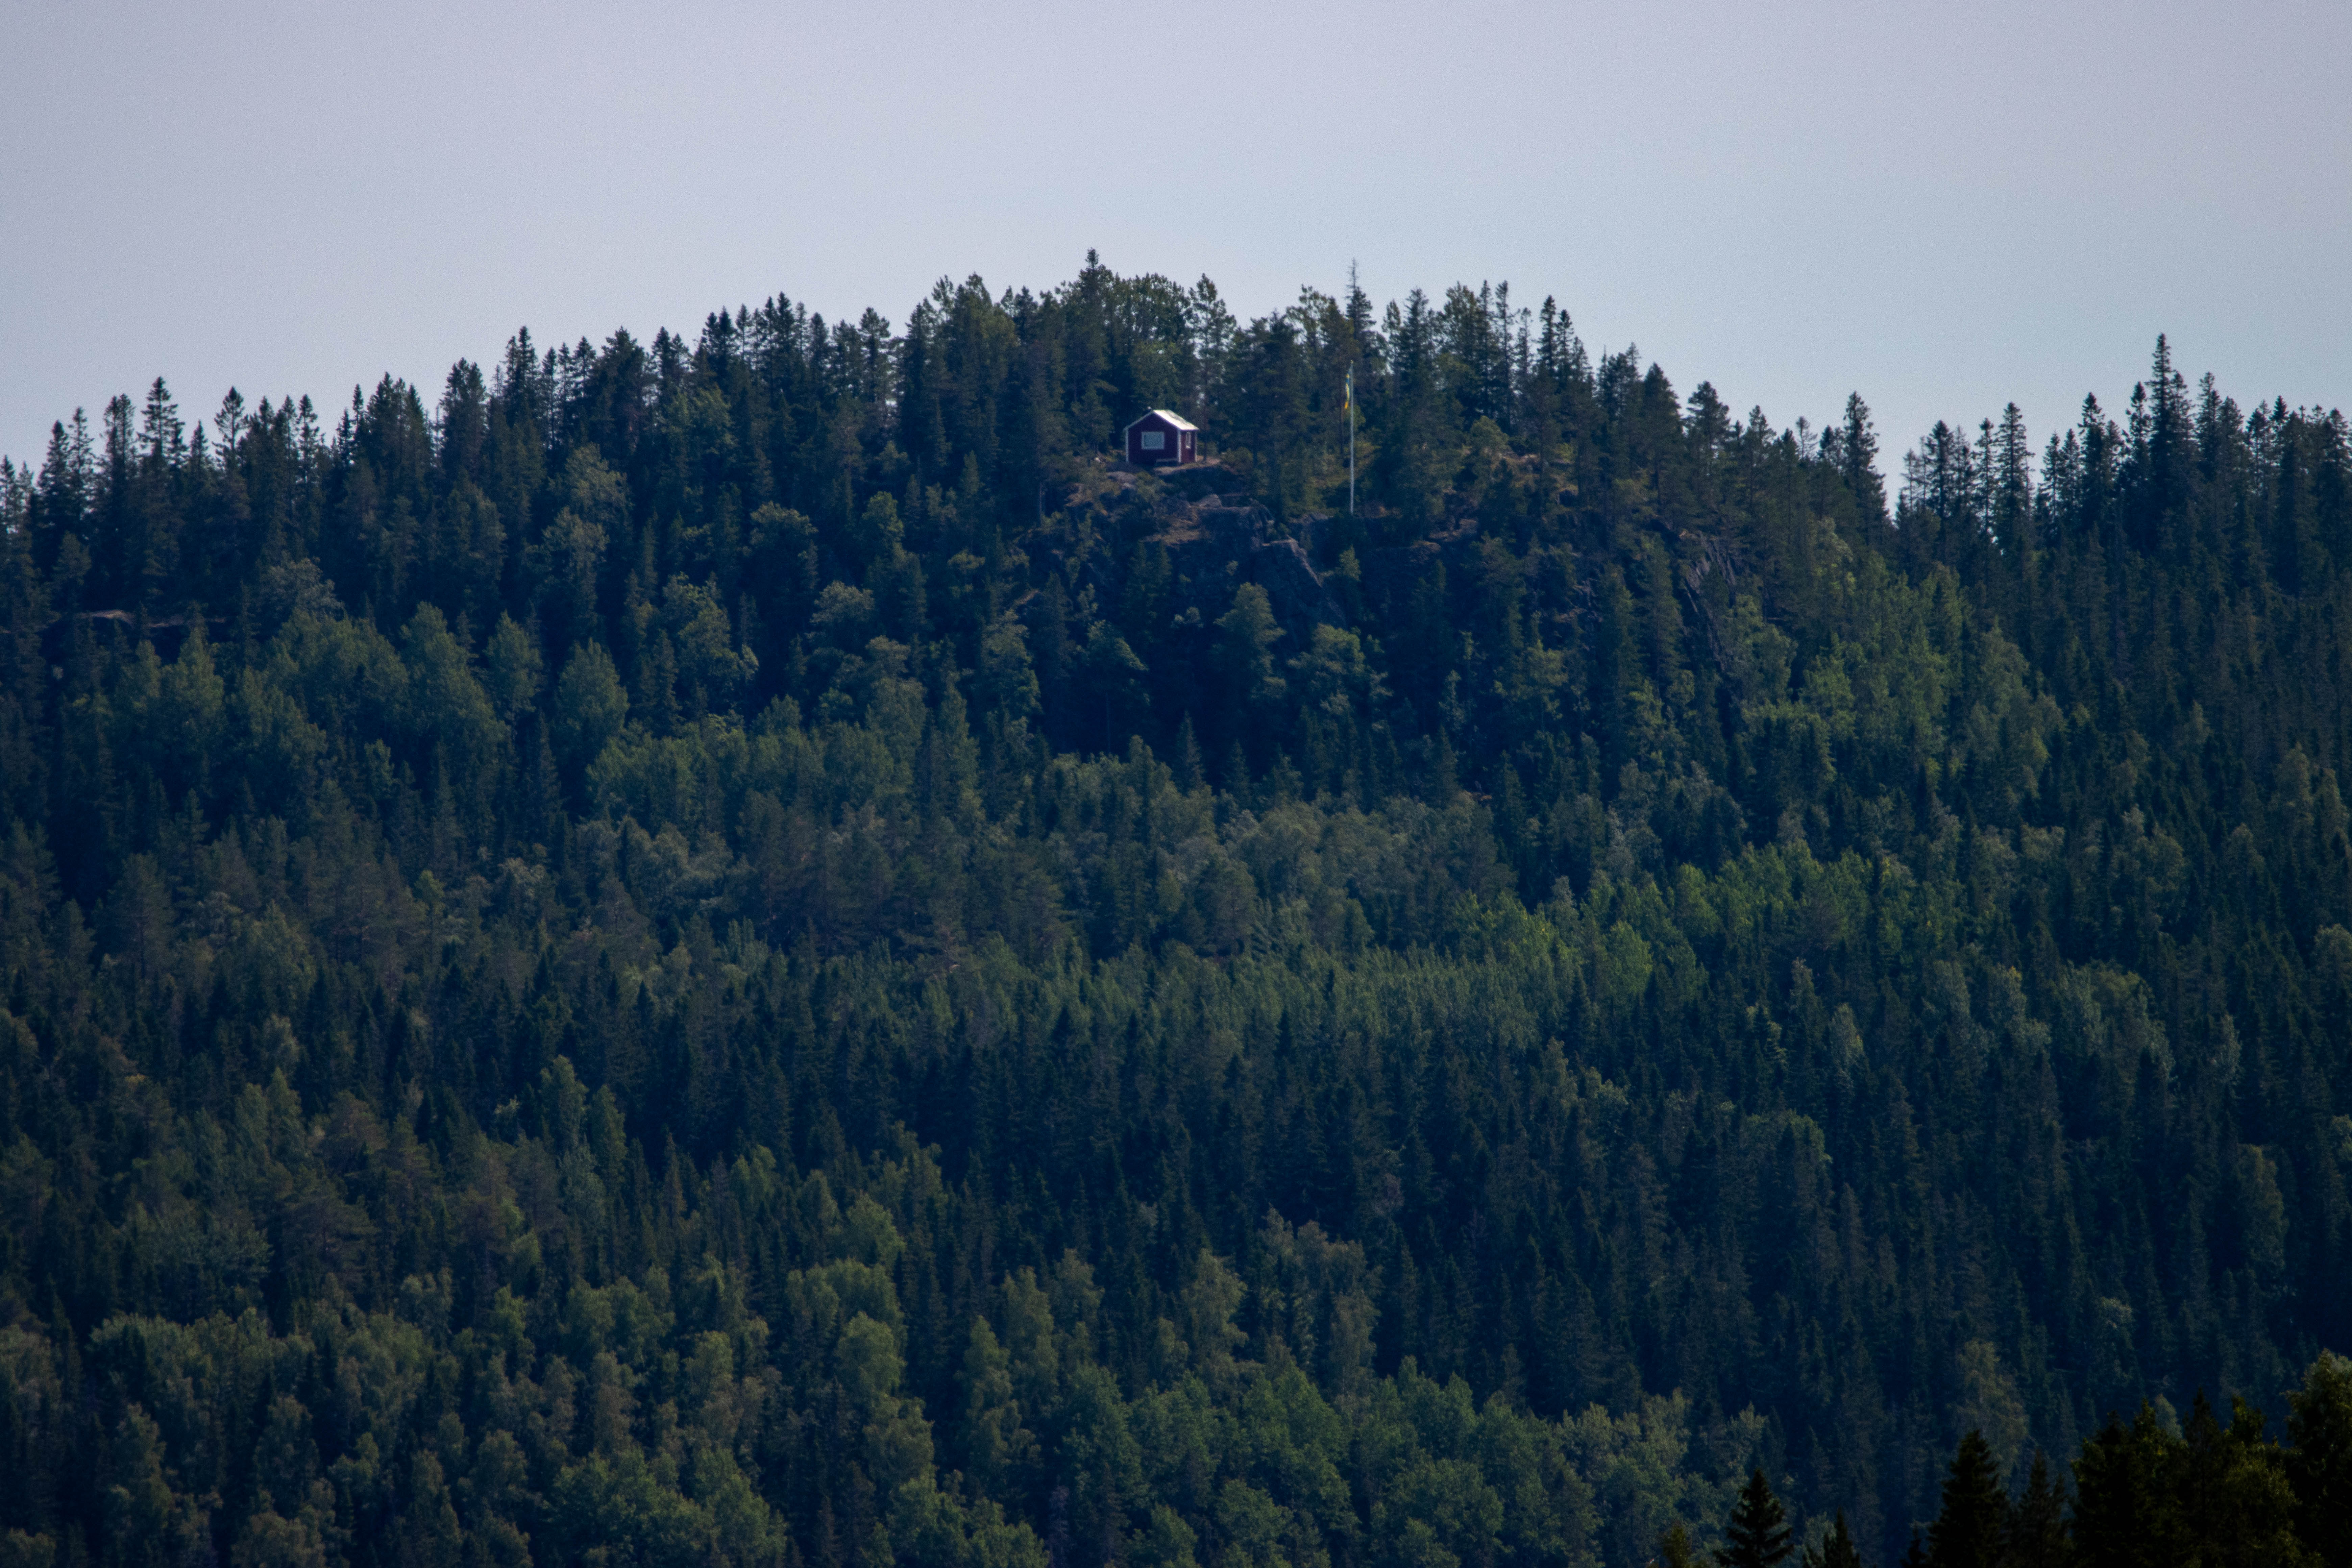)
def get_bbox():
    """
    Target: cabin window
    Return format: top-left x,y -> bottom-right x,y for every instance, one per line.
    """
1140,430 -> 1165,451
